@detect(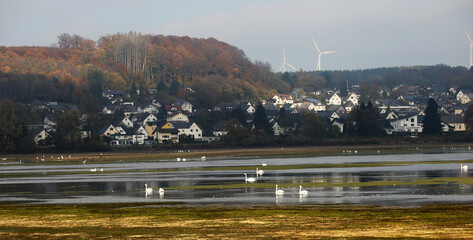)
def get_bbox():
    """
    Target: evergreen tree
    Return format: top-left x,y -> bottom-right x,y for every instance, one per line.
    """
253,104 -> 273,135
350,102 -> 384,137
300,111 -> 326,139
168,80 -> 181,96
422,98 -> 442,135
87,70 -> 104,100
